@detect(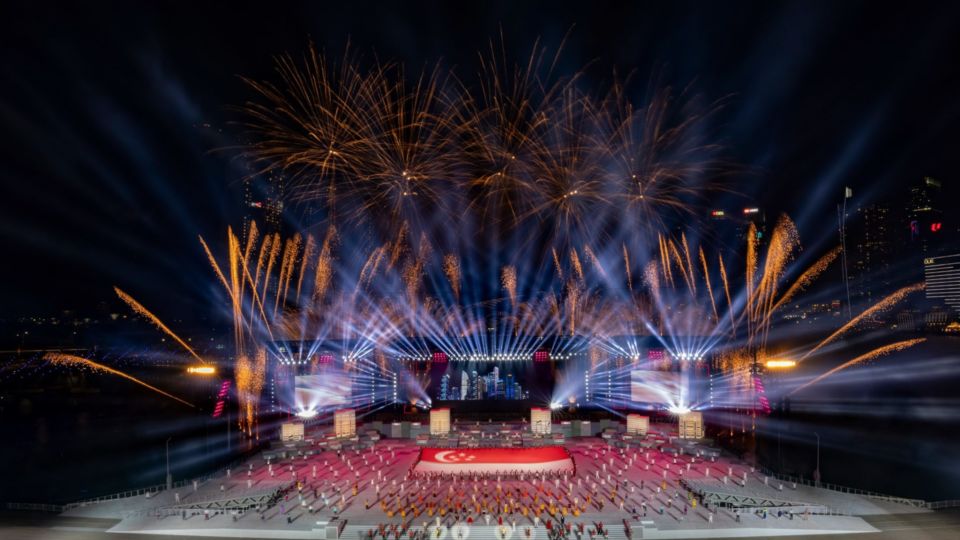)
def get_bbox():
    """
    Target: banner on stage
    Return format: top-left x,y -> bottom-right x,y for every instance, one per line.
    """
414,446 -> 574,474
